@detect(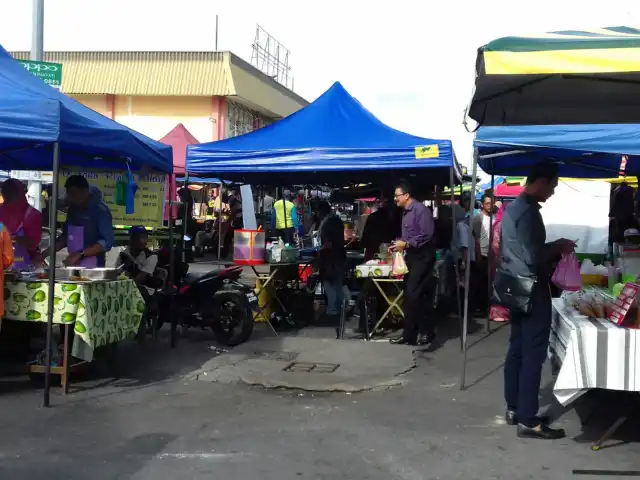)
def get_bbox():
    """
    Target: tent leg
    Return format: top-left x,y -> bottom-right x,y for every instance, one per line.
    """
486,174 -> 495,334
460,149 -> 479,390
168,178 -> 177,348
218,181 -> 225,261
181,172 -> 189,263
43,142 -> 60,407
450,167 -> 463,352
